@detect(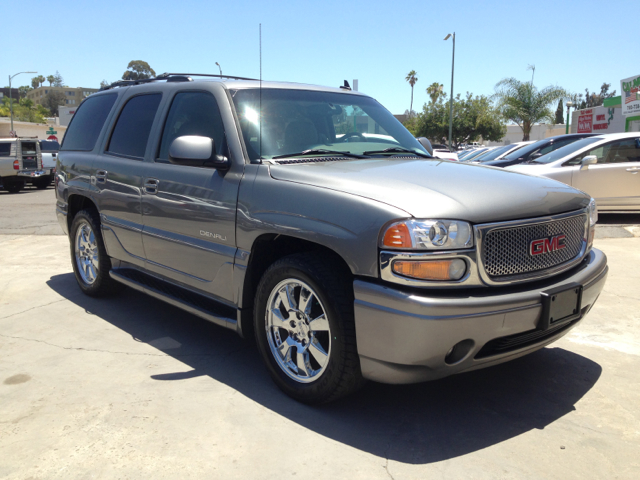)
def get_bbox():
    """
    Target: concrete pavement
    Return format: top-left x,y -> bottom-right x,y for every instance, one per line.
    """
1,231 -> 639,479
